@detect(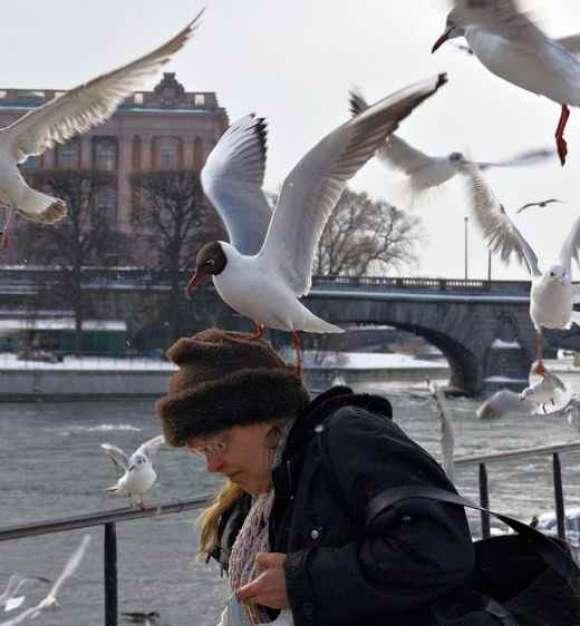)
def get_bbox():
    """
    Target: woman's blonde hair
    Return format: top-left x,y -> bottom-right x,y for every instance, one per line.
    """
197,417 -> 292,558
